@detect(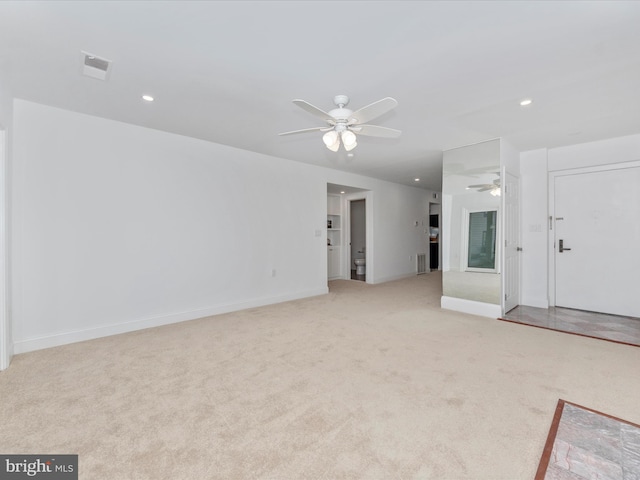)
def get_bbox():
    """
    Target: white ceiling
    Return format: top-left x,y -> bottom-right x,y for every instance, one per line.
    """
1,1 -> 639,192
